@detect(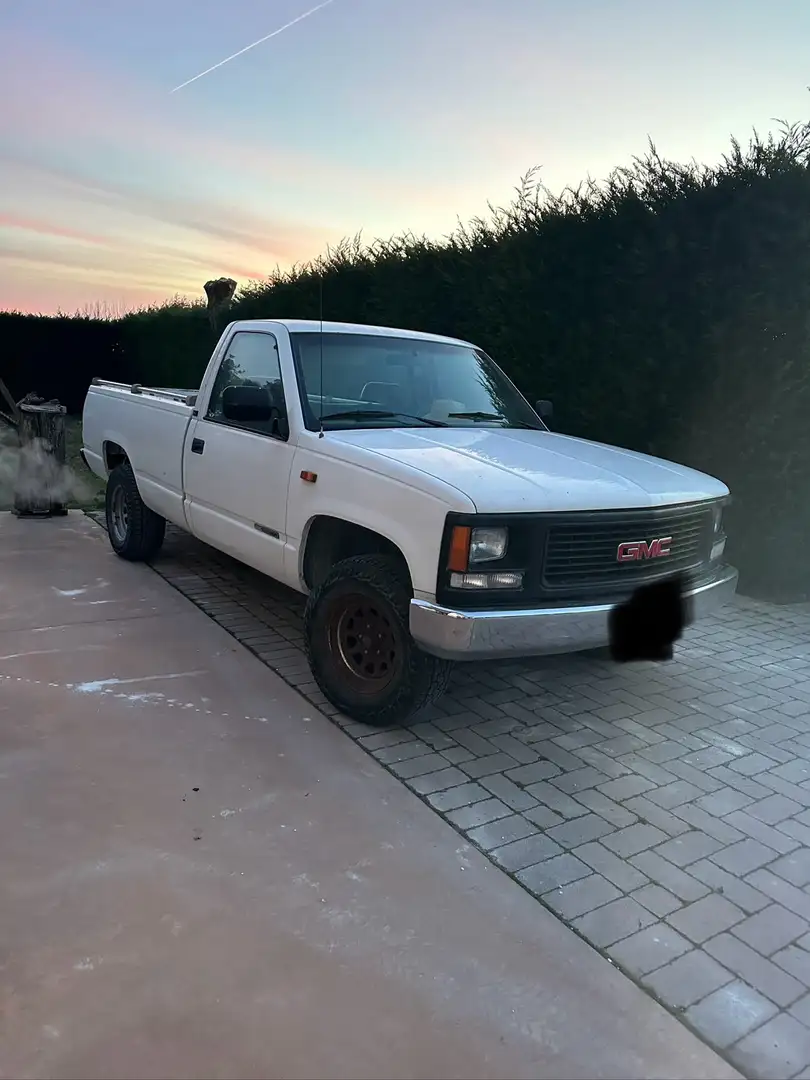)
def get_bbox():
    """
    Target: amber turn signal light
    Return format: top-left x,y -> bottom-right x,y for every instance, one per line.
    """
447,525 -> 471,572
